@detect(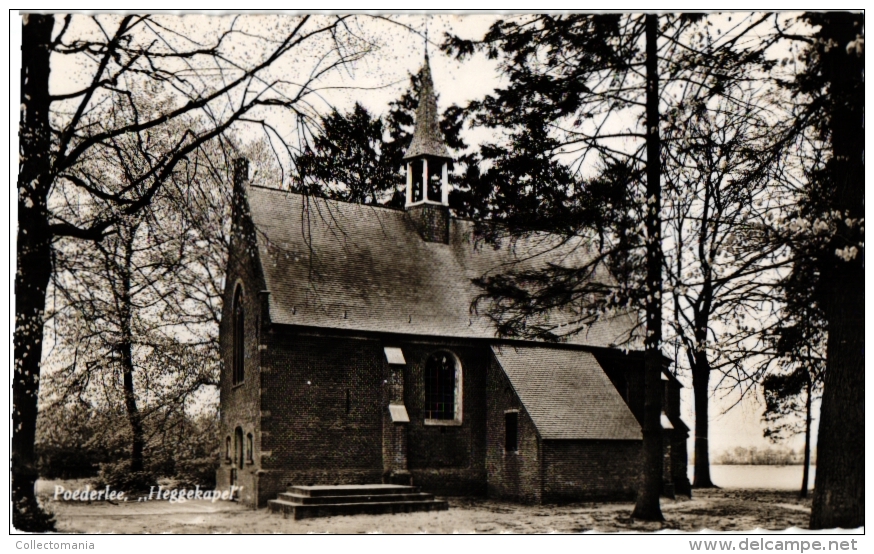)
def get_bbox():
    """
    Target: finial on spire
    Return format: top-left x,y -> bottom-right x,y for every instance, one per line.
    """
424,19 -> 429,59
